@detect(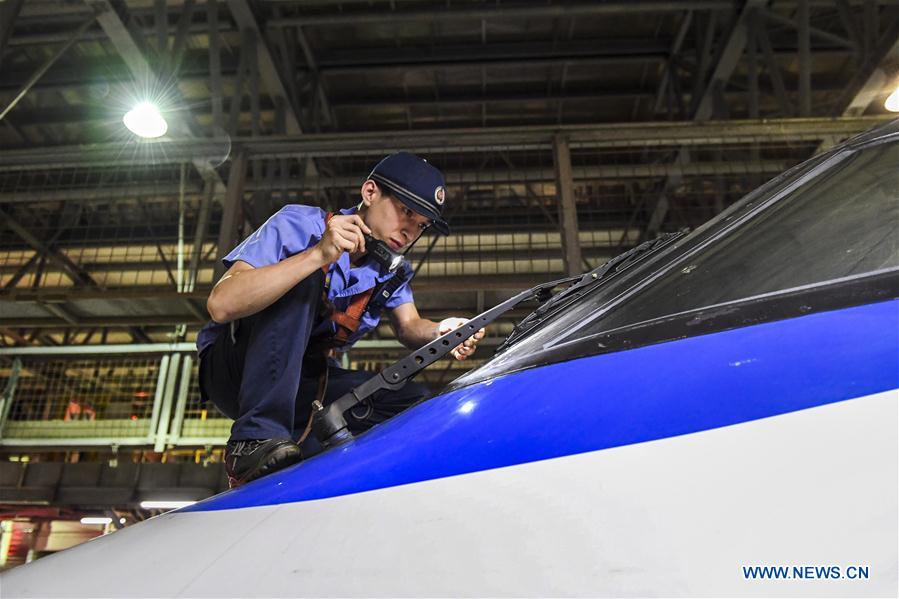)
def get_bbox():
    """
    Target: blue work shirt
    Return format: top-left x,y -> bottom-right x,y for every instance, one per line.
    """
196,205 -> 414,355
